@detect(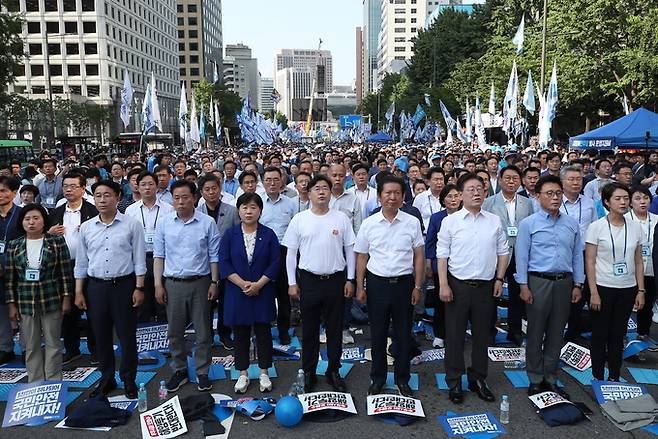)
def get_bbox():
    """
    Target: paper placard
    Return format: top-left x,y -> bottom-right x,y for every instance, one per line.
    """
139,395 -> 187,439
2,381 -> 68,427
528,391 -> 570,409
366,394 -> 425,417
136,324 -> 169,353
592,380 -> 649,404
212,356 -> 235,370
438,412 -> 505,437
560,342 -> 591,371
411,349 -> 445,365
298,391 -> 357,414
0,368 -> 27,384
62,367 -> 96,382
488,347 -> 525,362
